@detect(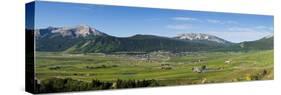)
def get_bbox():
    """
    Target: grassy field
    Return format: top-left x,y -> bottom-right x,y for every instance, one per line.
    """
35,50 -> 273,86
